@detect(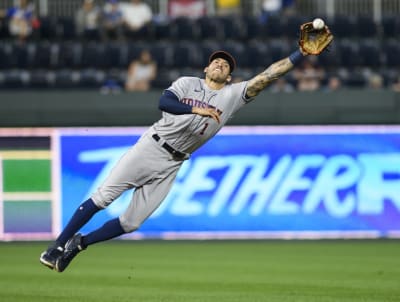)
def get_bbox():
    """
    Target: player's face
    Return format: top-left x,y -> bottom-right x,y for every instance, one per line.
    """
205,58 -> 231,84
